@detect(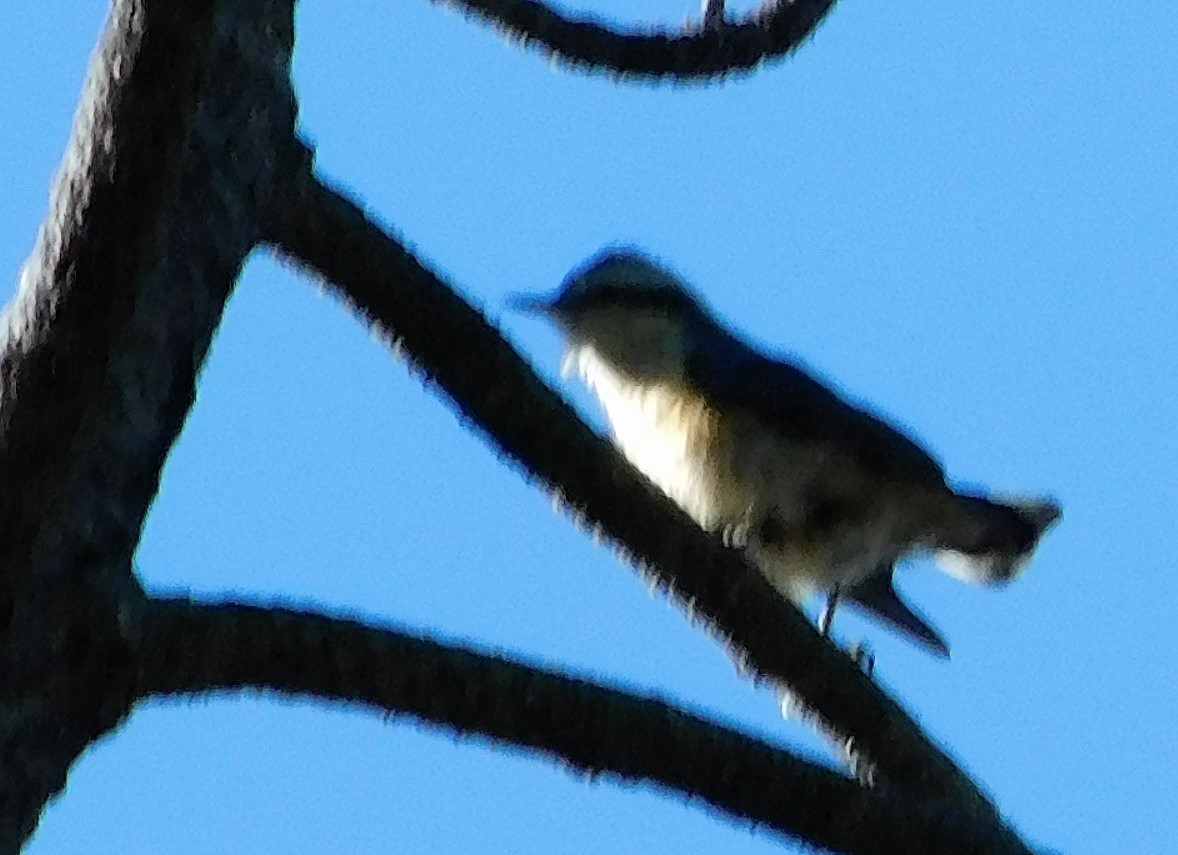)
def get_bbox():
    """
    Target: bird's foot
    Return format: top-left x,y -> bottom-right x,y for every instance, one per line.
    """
779,639 -> 875,721
779,689 -> 800,720
849,642 -> 875,677
818,585 -> 841,637
721,520 -> 751,549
